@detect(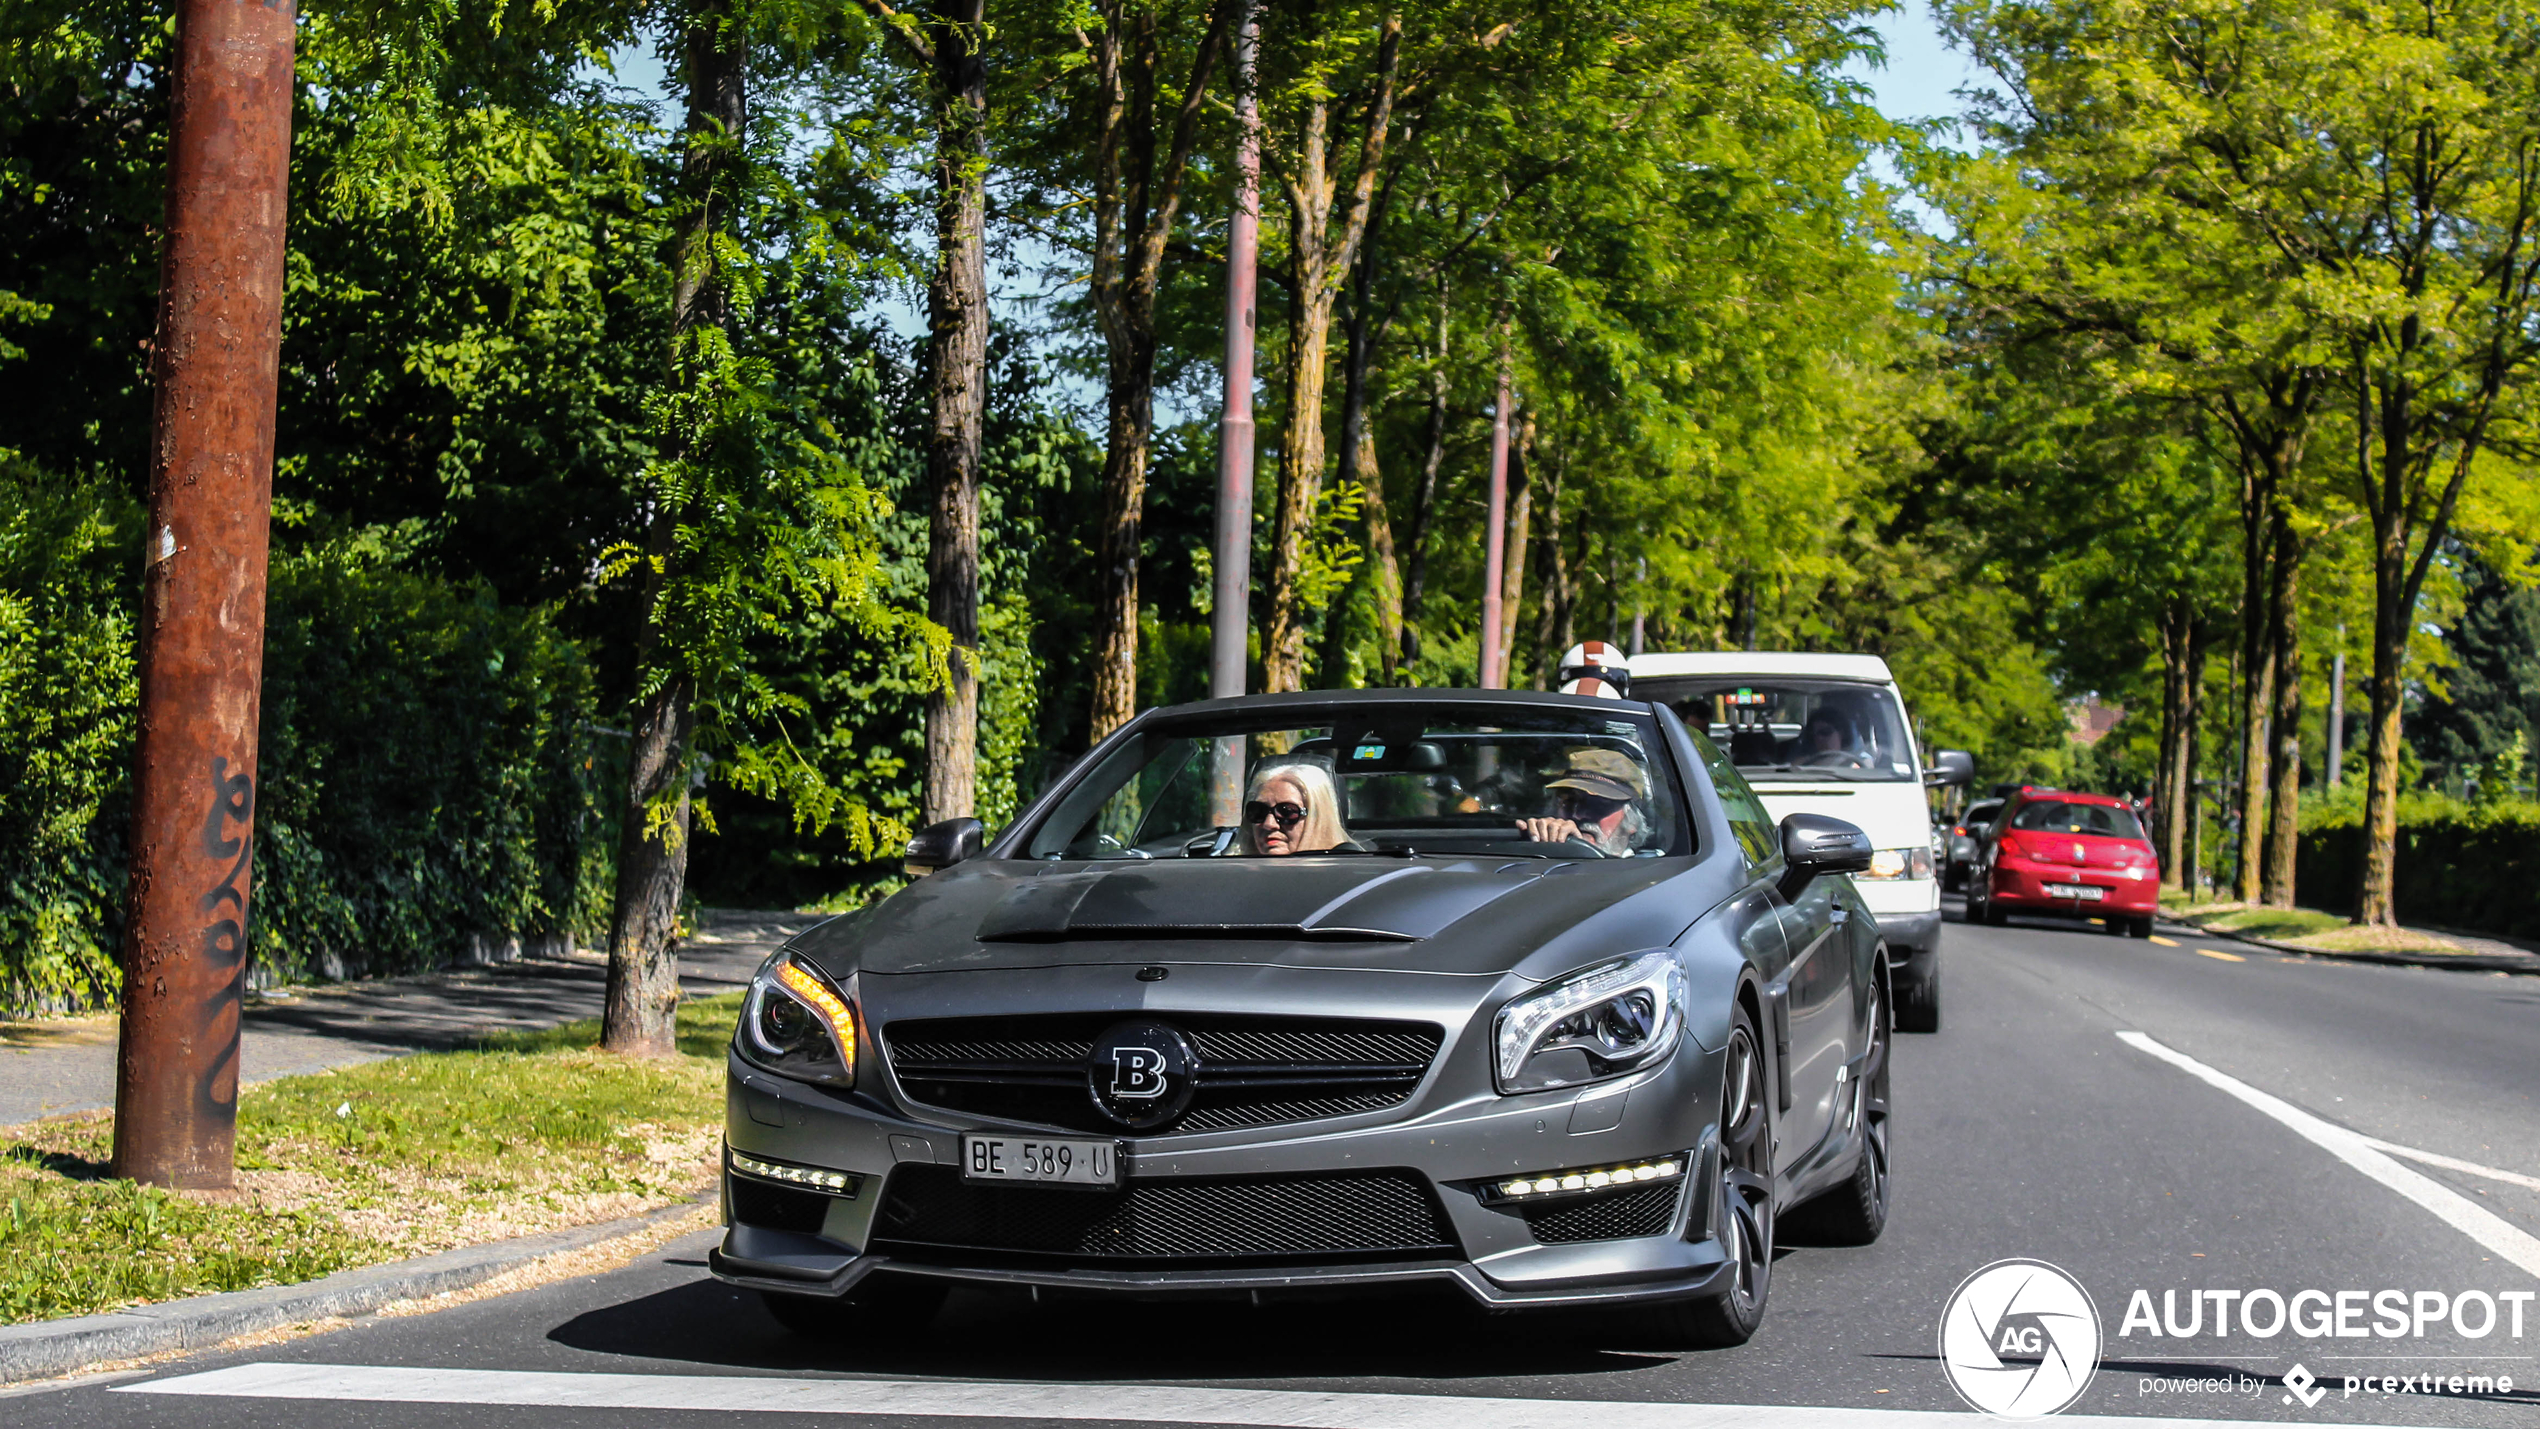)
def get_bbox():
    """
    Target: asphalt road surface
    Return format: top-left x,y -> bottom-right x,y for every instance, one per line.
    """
16,903 -> 2539,1428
